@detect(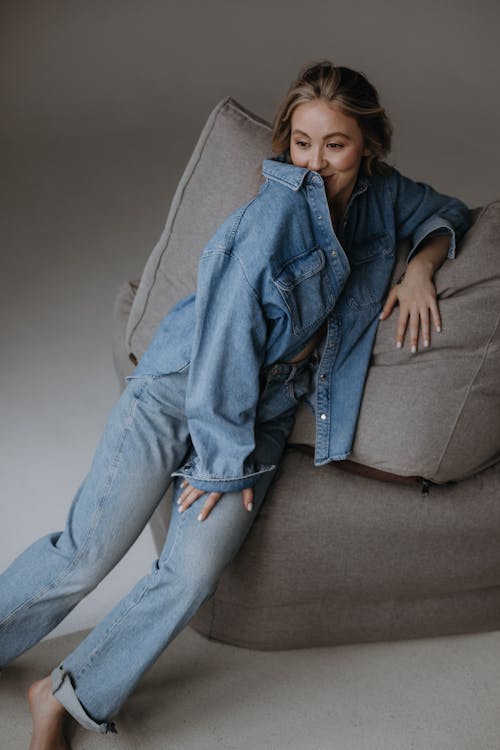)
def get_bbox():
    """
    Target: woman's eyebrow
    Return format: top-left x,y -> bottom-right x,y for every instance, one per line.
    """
292,128 -> 352,140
